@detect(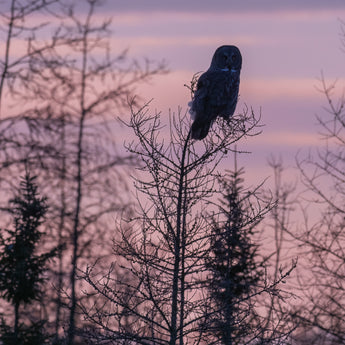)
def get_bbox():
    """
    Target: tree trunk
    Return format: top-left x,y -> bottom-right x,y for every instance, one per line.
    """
67,7 -> 90,343
170,132 -> 190,345
14,301 -> 19,342
0,0 -> 15,116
